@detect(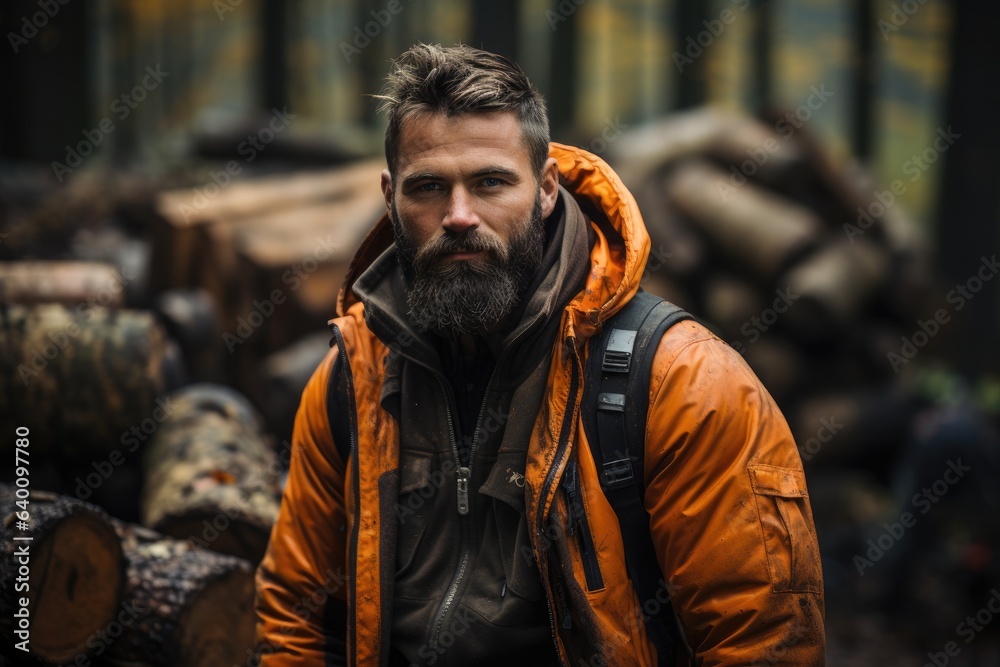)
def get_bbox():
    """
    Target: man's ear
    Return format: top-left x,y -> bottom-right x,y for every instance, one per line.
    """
380,168 -> 393,213
539,157 -> 560,219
